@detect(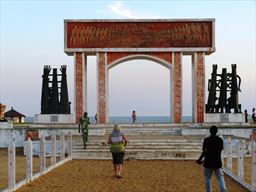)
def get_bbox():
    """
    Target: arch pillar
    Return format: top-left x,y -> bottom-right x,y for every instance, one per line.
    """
74,53 -> 82,123
97,52 -> 108,123
74,52 -> 87,123
172,52 -> 182,123
192,52 -> 205,123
